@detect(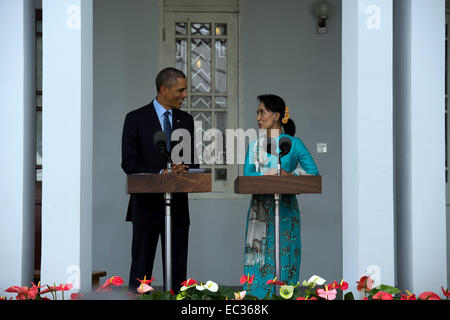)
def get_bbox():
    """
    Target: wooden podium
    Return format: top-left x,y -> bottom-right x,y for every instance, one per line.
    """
234,175 -> 322,195
234,175 -> 322,291
127,172 -> 212,291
